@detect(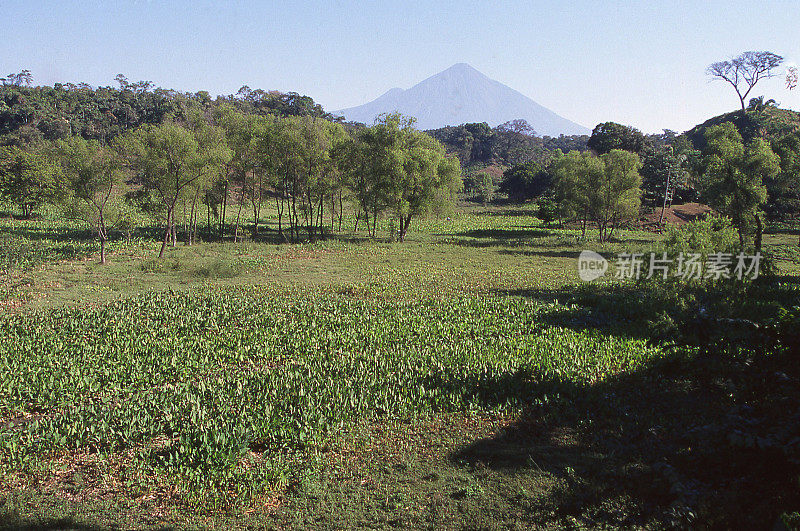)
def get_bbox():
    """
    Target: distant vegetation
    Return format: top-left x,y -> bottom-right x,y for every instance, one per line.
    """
2,63 -> 799,266
1,56 -> 800,528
